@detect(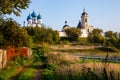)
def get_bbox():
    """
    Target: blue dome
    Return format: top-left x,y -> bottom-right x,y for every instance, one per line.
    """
37,14 -> 42,19
27,14 -> 32,21
31,11 -> 37,17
